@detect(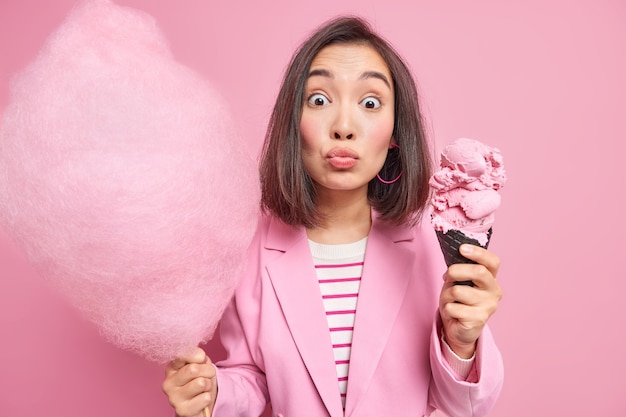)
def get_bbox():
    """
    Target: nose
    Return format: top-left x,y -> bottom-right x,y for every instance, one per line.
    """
334,131 -> 353,139
332,104 -> 355,140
